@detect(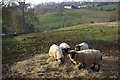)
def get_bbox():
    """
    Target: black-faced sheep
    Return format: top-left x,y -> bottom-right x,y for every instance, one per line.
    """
69,49 -> 102,71
75,42 -> 89,51
59,43 -> 71,56
49,44 -> 64,64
